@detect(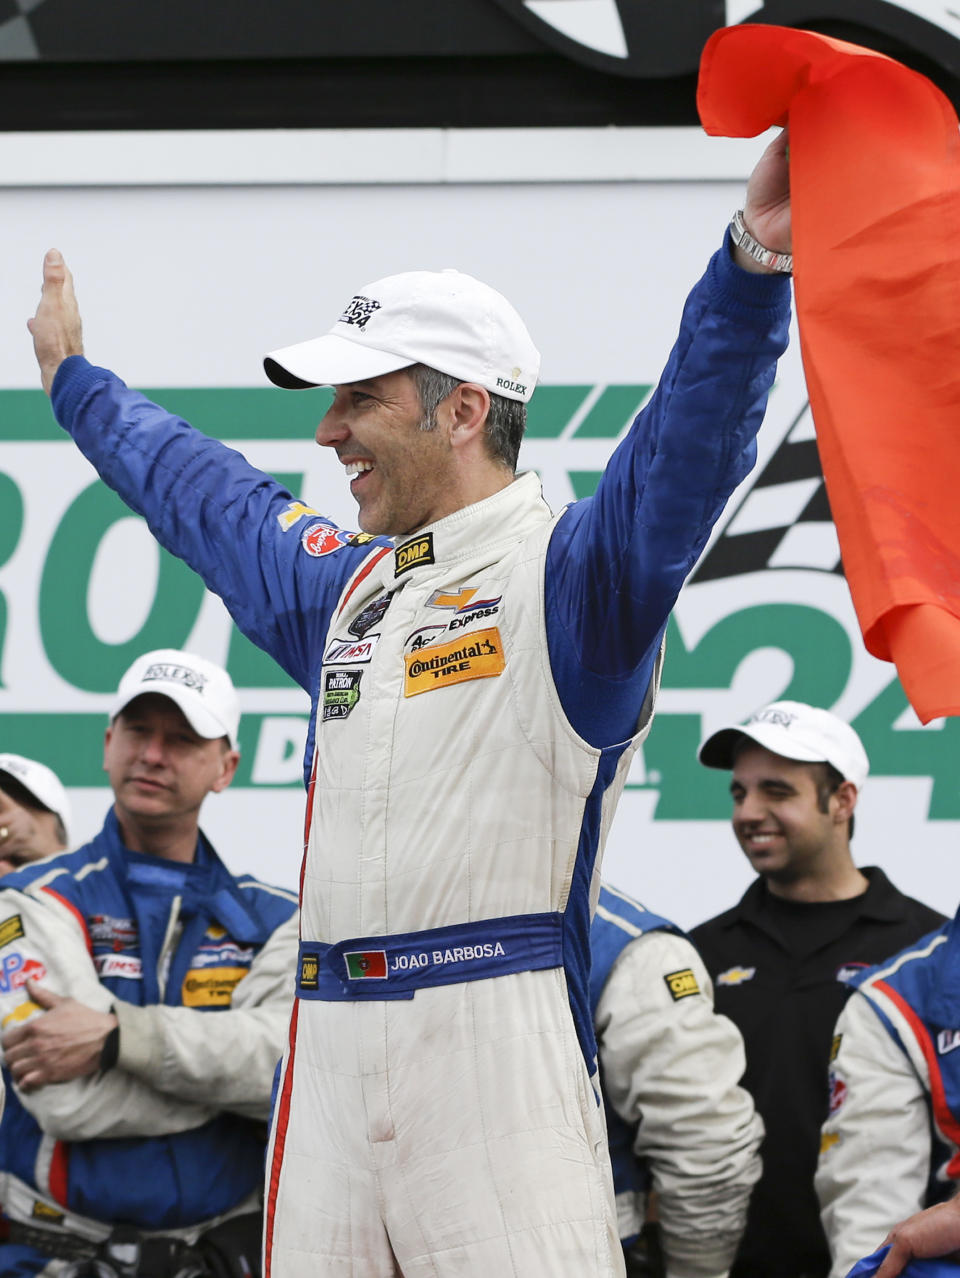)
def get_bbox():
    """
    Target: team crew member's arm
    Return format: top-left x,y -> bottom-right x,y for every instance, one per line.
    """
111,910 -> 298,1119
815,993 -> 931,1278
0,890 -> 217,1139
595,931 -> 763,1277
874,1197 -> 960,1278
